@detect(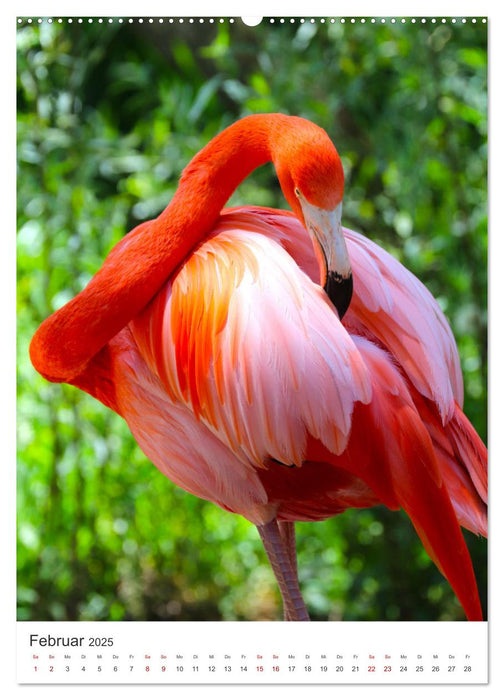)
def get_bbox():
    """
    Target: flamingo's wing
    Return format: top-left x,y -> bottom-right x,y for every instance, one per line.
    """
348,337 -> 483,621
413,388 -> 487,535
342,227 -> 464,422
339,227 -> 486,537
130,214 -> 372,469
